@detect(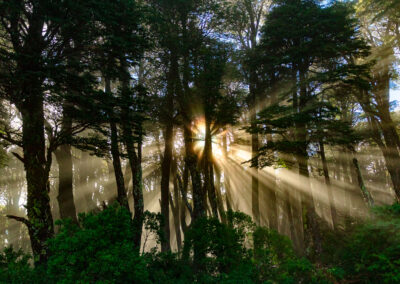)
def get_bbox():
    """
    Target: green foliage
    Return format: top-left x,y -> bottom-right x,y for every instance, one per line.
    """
45,204 -> 149,284
0,246 -> 36,284
5,207 -> 399,283
249,0 -> 370,168
252,227 -> 330,284
182,211 -> 253,276
323,204 -> 400,283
